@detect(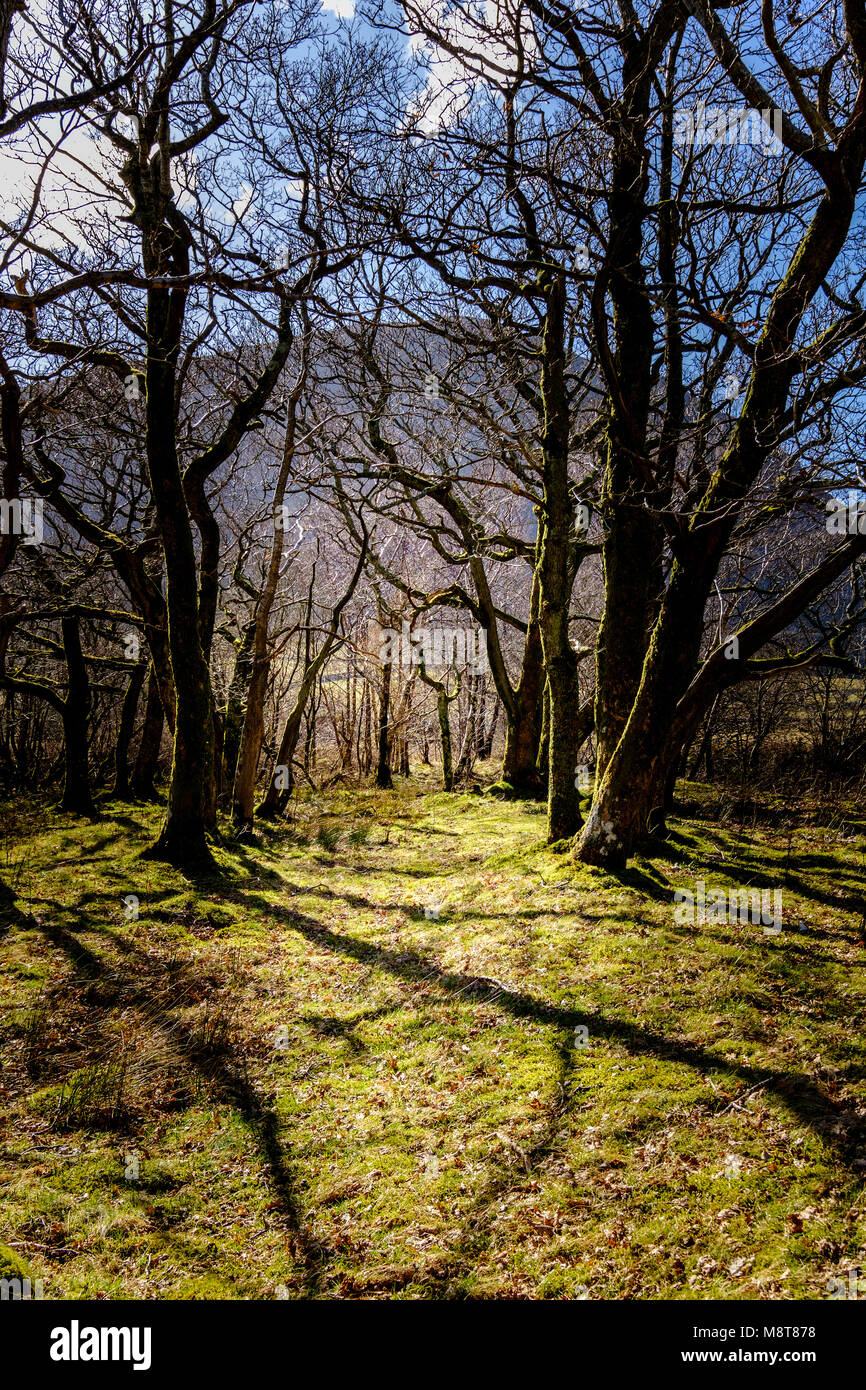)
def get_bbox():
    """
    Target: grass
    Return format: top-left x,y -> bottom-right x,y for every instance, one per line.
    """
0,778 -> 864,1300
